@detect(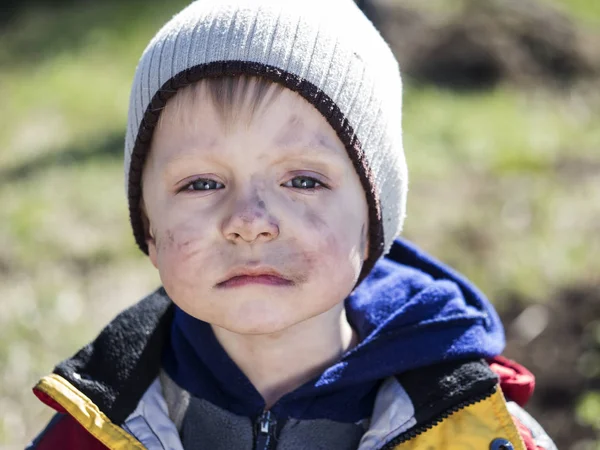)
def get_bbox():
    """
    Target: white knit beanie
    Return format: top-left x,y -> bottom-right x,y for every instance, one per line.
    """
125,0 -> 407,276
